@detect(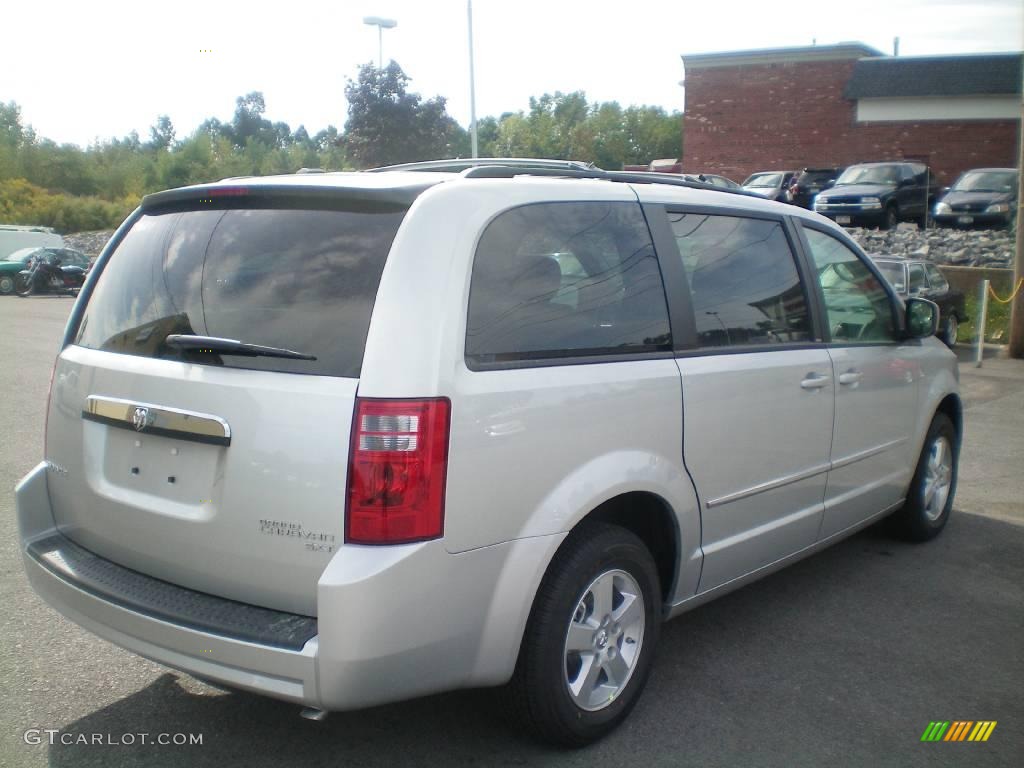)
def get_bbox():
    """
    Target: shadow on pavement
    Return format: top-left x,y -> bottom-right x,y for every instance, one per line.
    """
47,512 -> 1023,768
